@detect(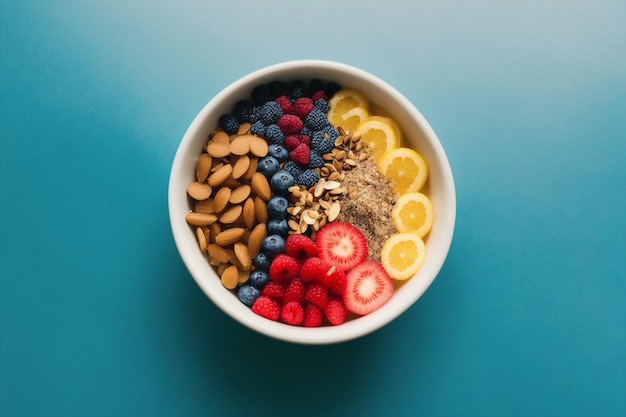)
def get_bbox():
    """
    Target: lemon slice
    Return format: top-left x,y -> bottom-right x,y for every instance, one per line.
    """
355,118 -> 398,162
392,192 -> 434,237
333,106 -> 370,134
381,232 -> 426,280
365,115 -> 403,144
378,147 -> 428,195
327,89 -> 369,128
